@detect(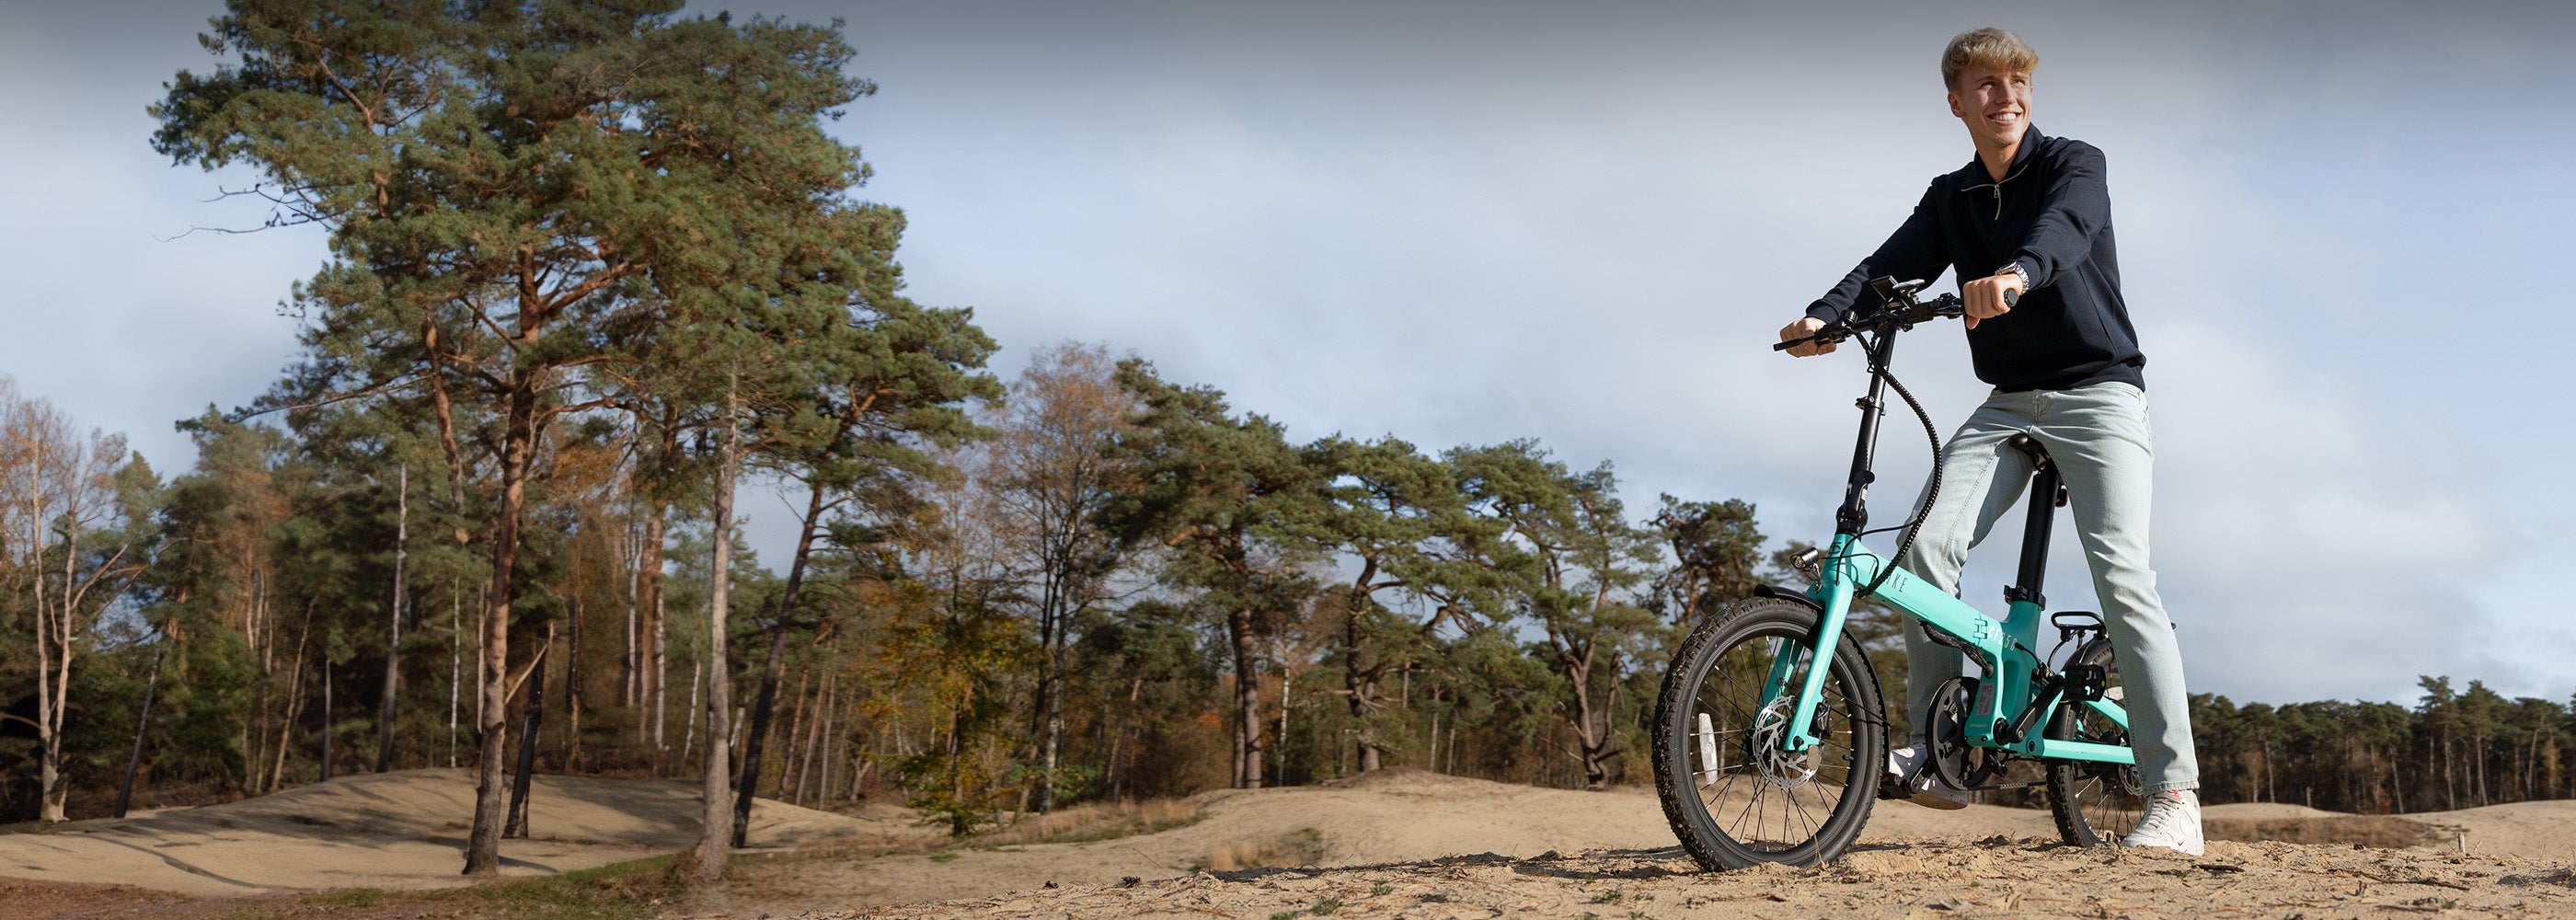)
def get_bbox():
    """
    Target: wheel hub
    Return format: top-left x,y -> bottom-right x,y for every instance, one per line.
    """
1748,695 -> 1823,789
